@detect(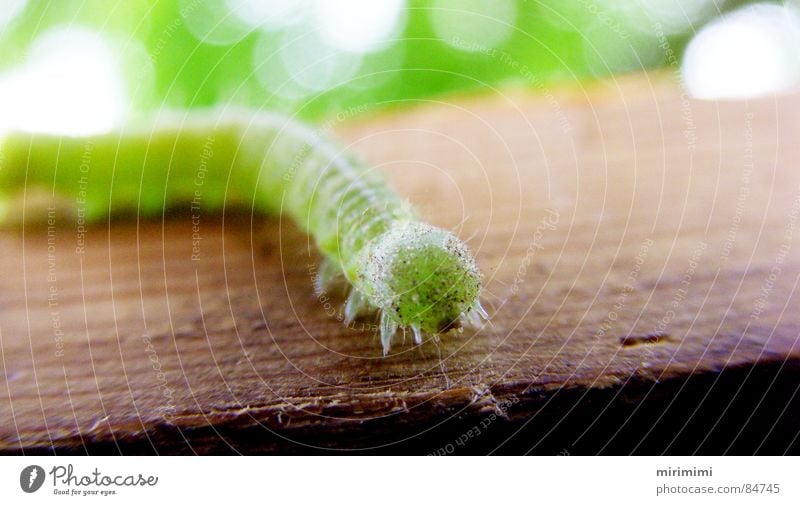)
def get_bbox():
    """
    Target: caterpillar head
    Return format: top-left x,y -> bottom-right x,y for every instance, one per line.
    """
360,222 -> 484,352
